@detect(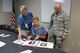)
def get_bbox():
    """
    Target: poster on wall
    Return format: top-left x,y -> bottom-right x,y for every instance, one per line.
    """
3,0 -> 12,12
